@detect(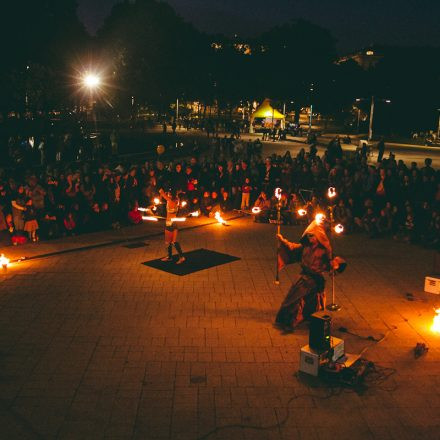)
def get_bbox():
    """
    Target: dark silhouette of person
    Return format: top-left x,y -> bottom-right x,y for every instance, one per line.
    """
377,137 -> 385,162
